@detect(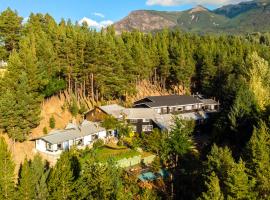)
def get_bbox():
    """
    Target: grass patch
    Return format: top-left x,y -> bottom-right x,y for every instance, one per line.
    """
81,146 -> 140,163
